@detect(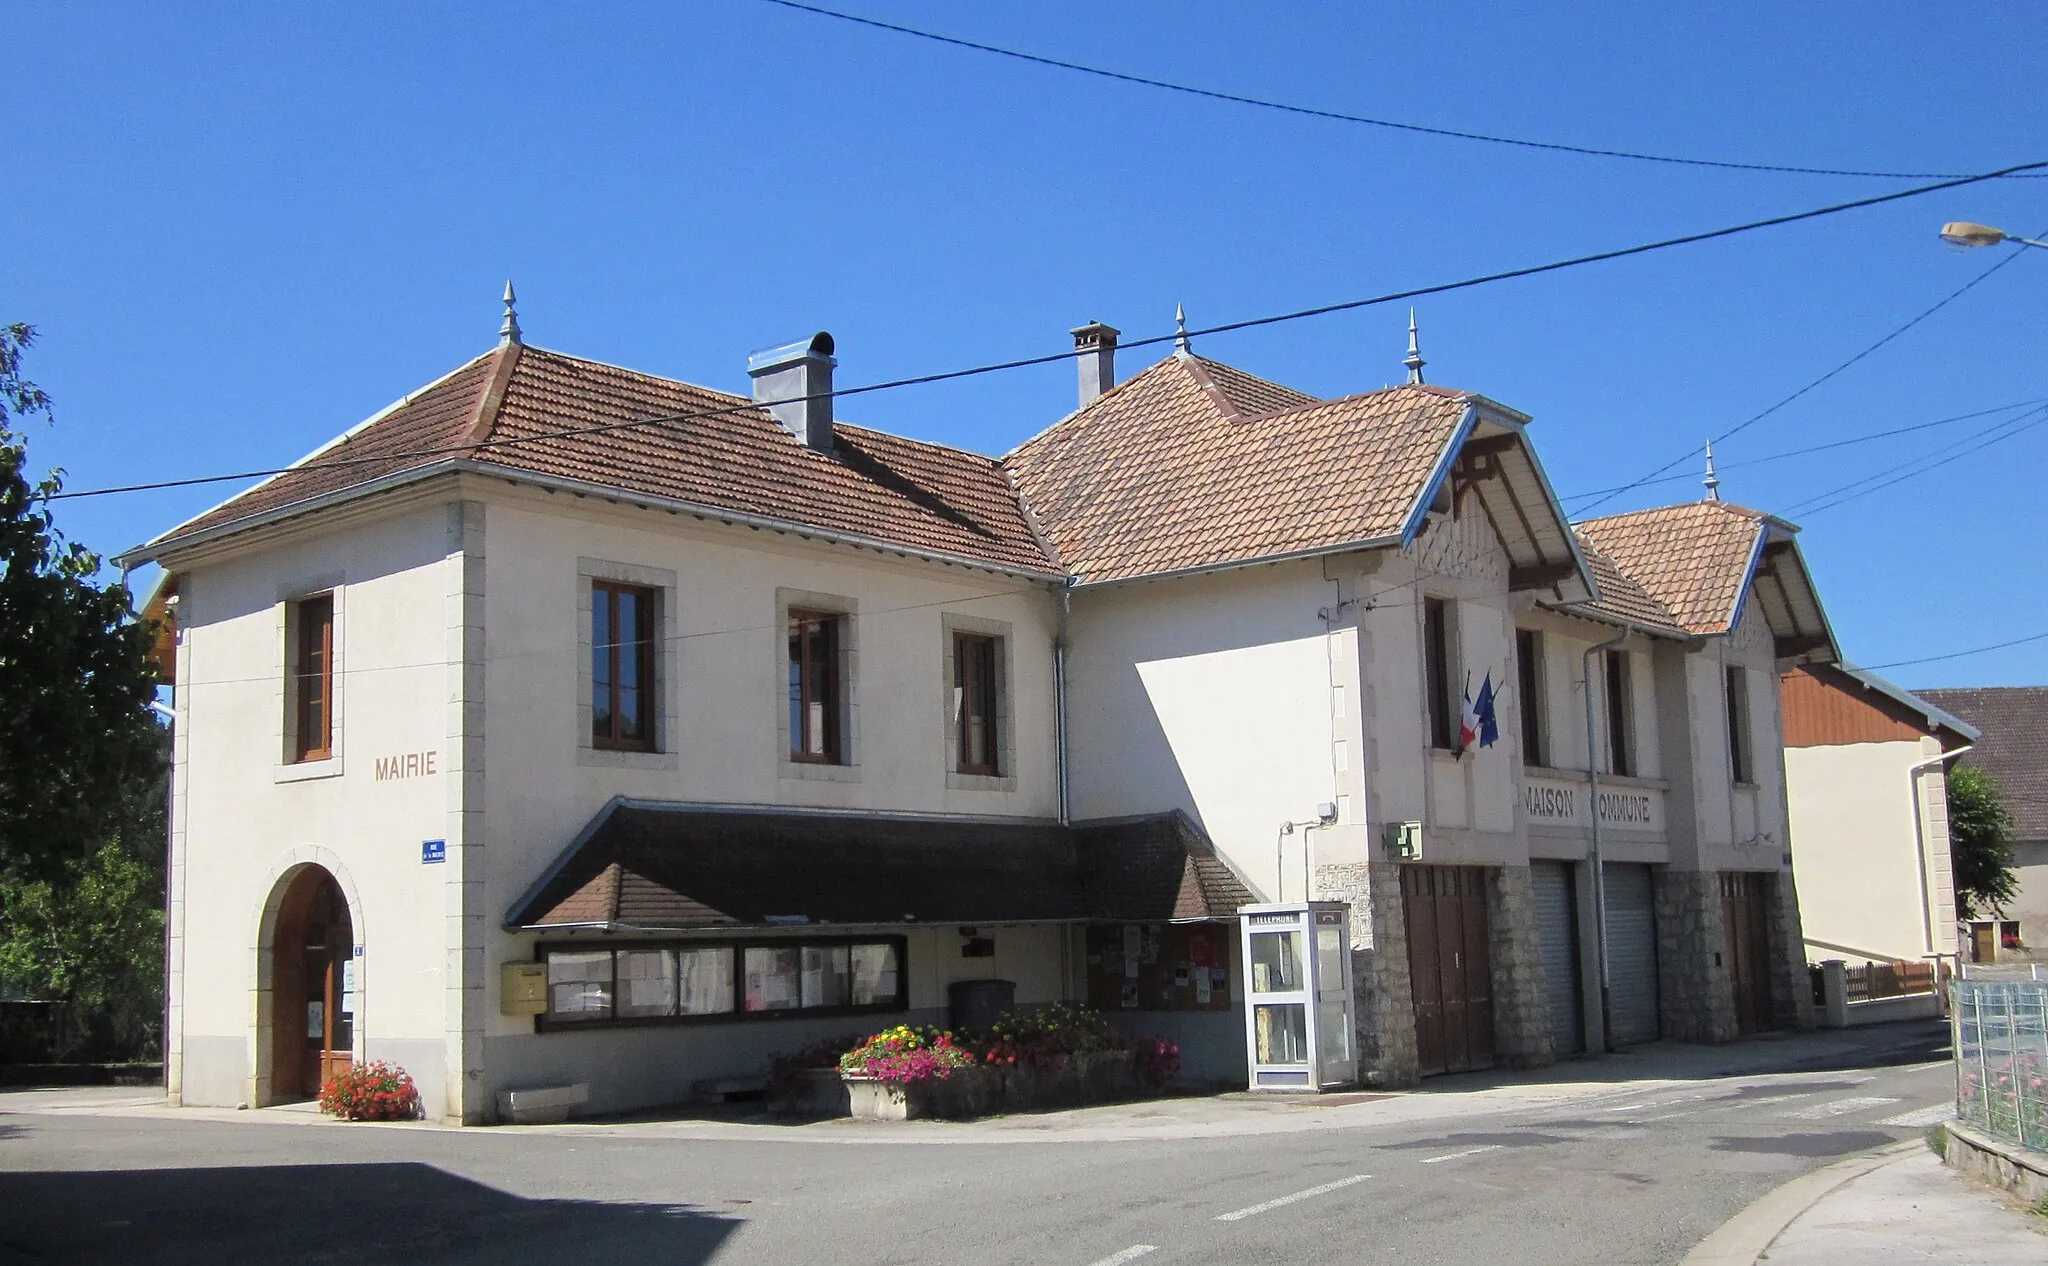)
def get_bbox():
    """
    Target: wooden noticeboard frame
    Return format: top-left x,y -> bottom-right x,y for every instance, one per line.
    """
1085,922 -> 1233,1013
